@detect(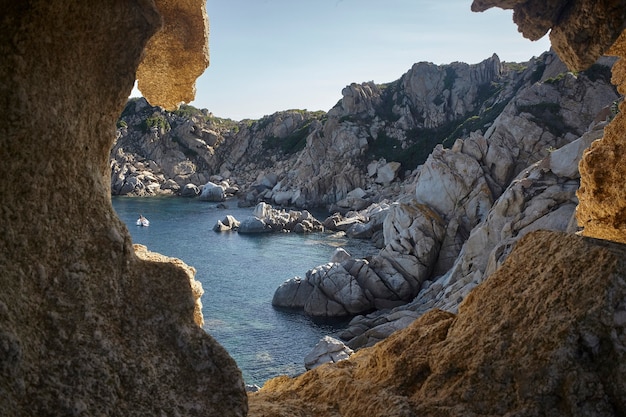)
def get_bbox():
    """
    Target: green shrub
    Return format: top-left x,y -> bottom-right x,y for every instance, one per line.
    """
518,102 -> 566,136
581,64 -> 613,83
142,115 -> 170,133
443,67 -> 457,91
264,122 -> 313,154
529,61 -> 546,84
